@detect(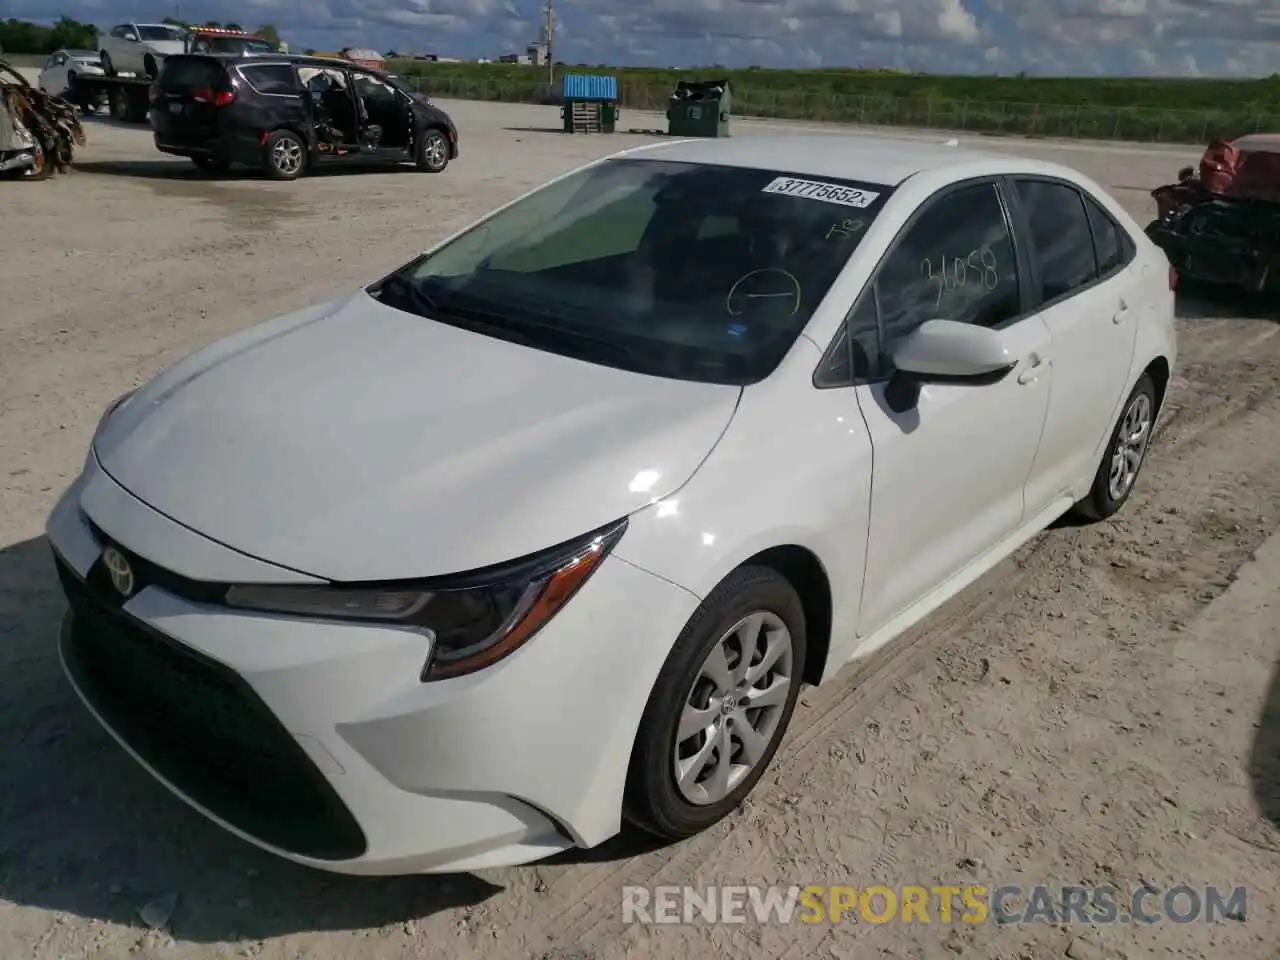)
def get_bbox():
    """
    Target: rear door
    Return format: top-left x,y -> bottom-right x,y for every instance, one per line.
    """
1009,177 -> 1140,515
153,56 -> 233,145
